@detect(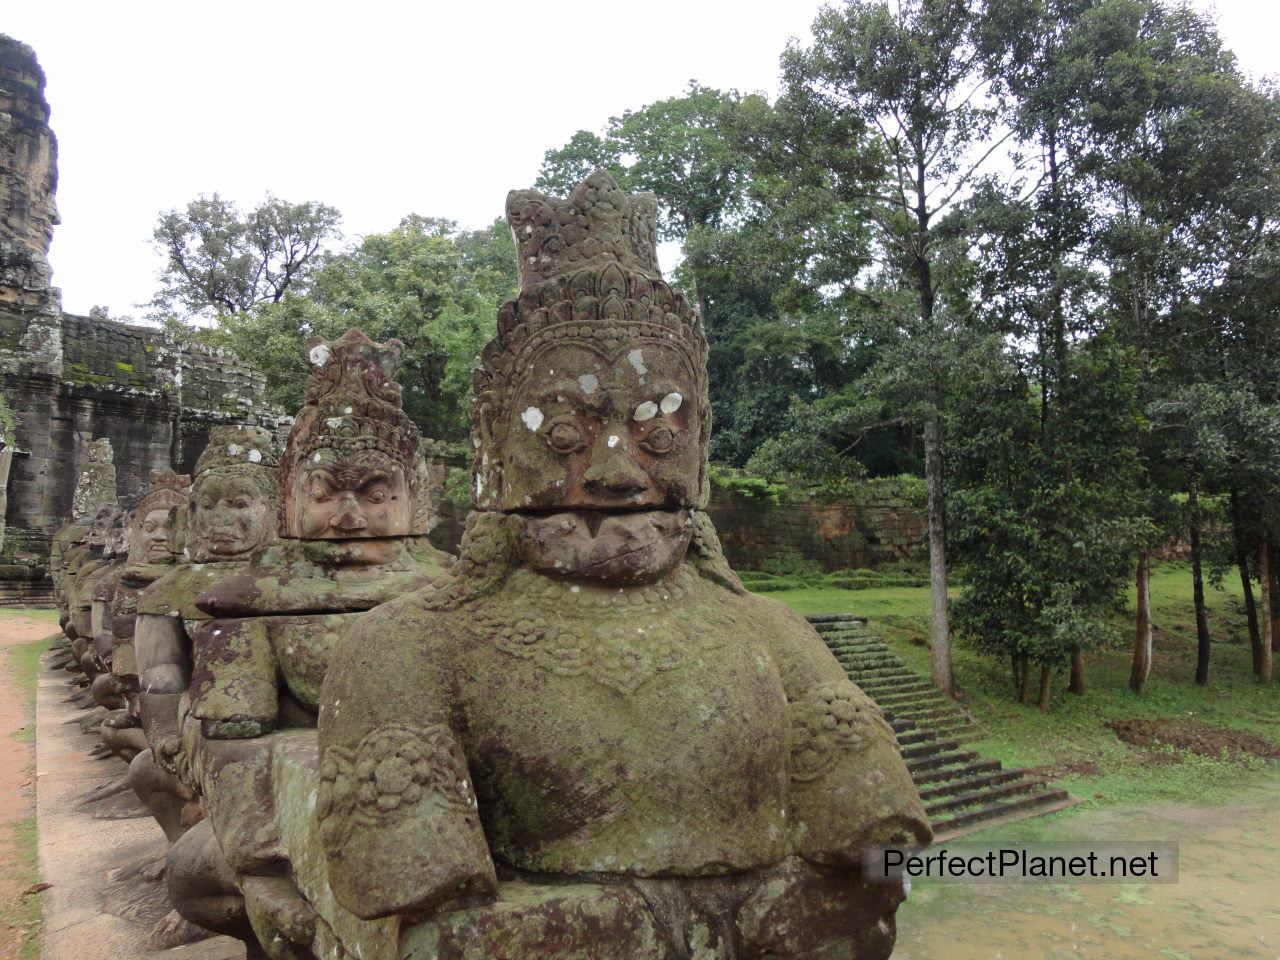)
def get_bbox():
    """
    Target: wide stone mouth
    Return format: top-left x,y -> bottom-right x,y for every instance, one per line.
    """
514,506 -> 691,545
